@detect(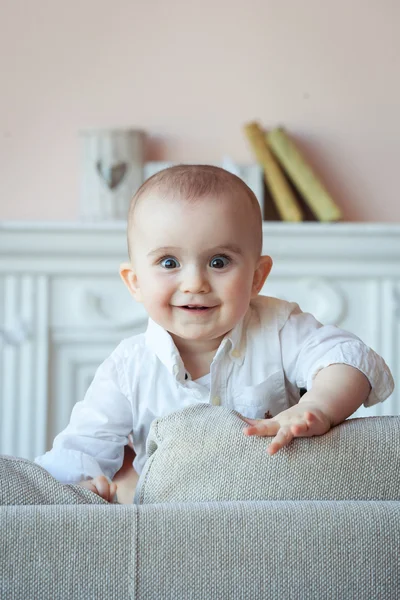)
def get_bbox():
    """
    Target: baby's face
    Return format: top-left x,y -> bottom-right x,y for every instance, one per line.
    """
125,191 -> 271,347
